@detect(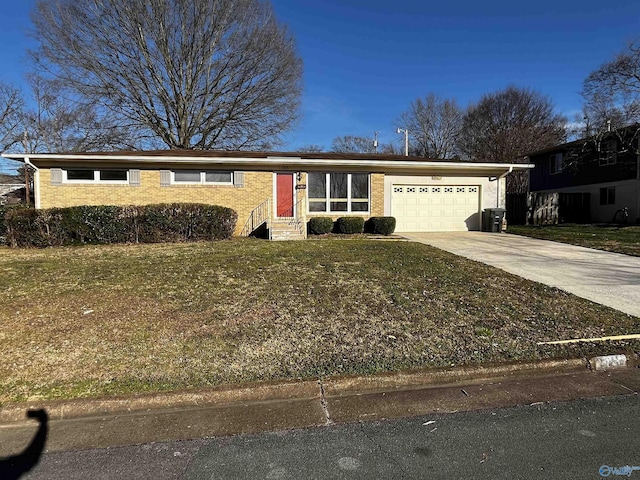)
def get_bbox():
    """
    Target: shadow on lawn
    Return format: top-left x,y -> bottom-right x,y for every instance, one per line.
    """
0,409 -> 48,479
